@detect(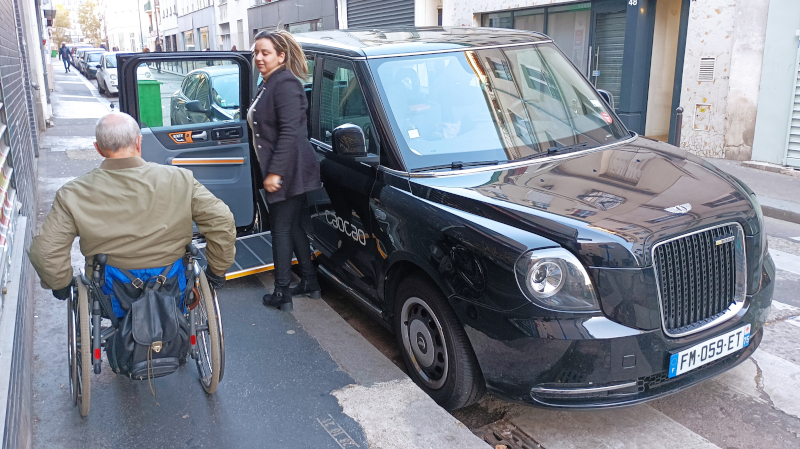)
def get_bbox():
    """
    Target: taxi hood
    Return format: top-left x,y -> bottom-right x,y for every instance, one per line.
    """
409,138 -> 759,268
